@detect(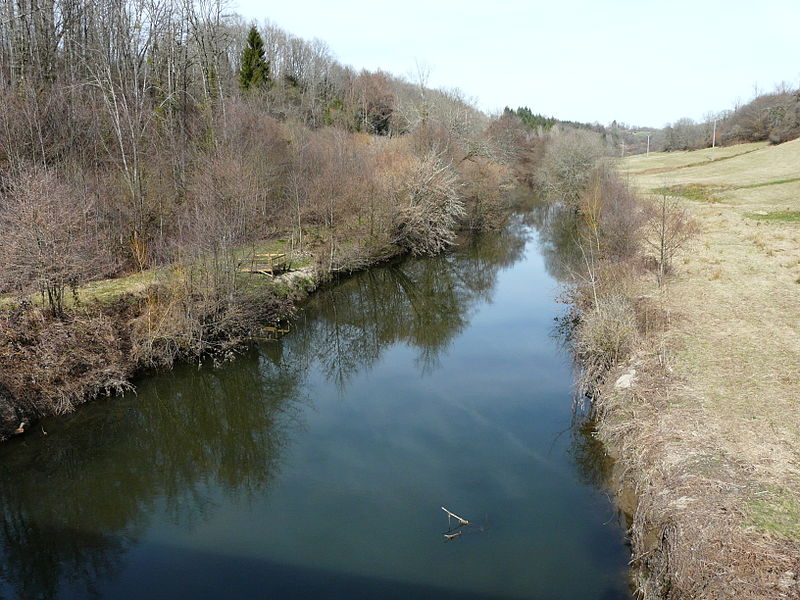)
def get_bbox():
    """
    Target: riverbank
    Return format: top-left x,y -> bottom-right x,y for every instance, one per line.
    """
0,255 -> 307,441
0,215 -> 633,600
0,242 -> 360,440
595,140 -> 800,598
0,190 -> 520,442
